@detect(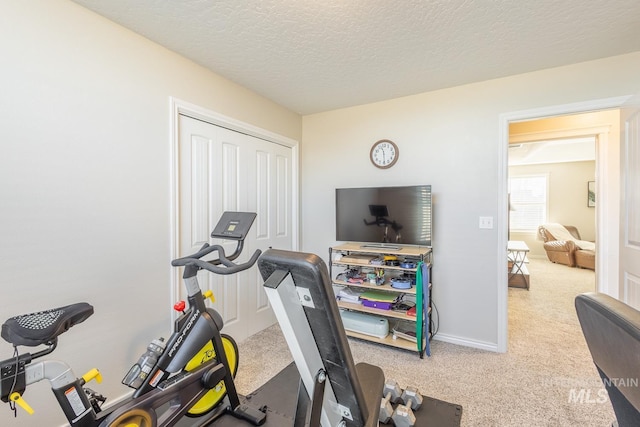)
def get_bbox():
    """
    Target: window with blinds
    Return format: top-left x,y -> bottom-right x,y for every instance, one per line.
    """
509,175 -> 548,232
